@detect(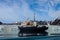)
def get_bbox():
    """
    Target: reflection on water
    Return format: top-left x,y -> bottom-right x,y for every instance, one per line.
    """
18,31 -> 48,37
0,25 -> 60,38
0,25 -> 48,37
